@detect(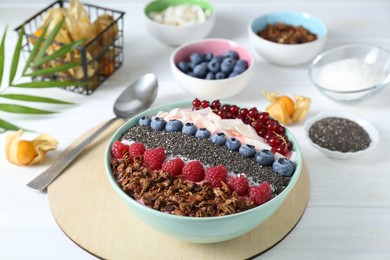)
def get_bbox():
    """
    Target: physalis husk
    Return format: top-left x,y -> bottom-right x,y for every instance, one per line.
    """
263,91 -> 311,125
5,129 -> 58,166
